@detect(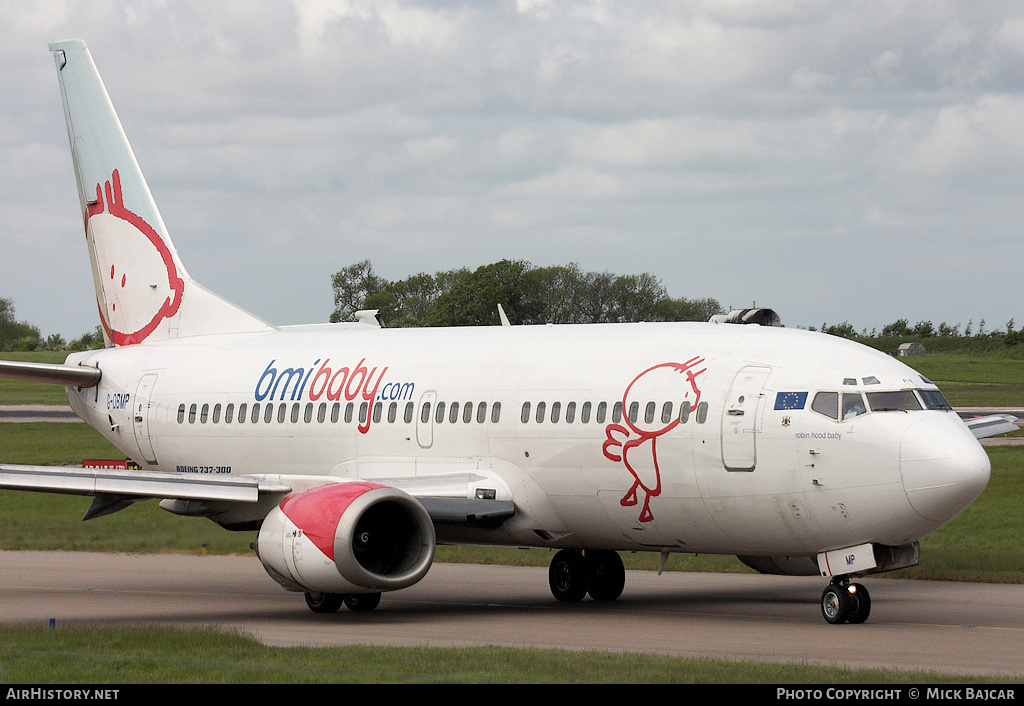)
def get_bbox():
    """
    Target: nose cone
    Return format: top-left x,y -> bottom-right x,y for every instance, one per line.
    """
900,415 -> 990,524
